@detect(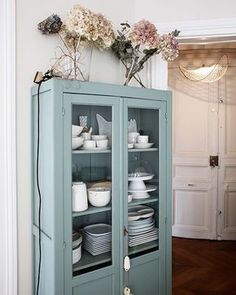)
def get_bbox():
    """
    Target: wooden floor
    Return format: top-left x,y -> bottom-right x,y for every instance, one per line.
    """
173,238 -> 236,295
